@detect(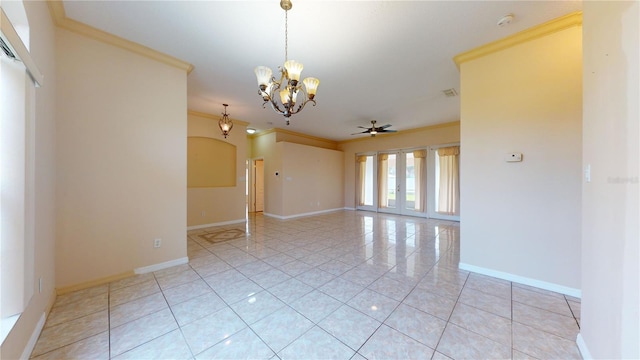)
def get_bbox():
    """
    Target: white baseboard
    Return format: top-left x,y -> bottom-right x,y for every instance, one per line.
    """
343,207 -> 356,211
20,312 -> 46,360
576,333 -> 591,359
264,208 -> 344,220
134,257 -> 189,274
458,262 -> 582,298
187,219 -> 246,230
